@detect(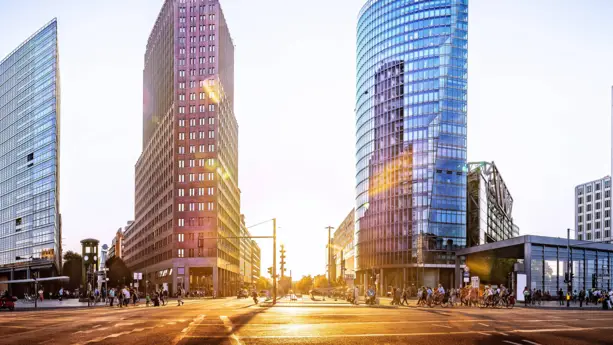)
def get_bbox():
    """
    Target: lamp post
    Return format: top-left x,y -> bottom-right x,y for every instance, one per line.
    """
16,256 -> 38,308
